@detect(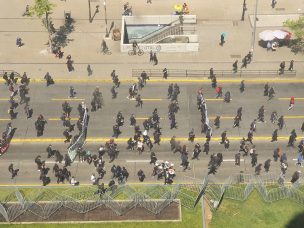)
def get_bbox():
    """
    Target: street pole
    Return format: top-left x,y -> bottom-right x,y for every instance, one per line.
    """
251,0 -> 259,59
104,0 -> 109,37
241,0 -> 247,21
88,0 -> 92,22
